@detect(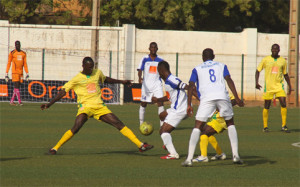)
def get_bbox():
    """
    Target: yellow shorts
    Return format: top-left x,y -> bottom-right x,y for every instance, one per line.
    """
207,120 -> 227,133
77,104 -> 112,121
12,74 -> 23,83
263,90 -> 286,100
